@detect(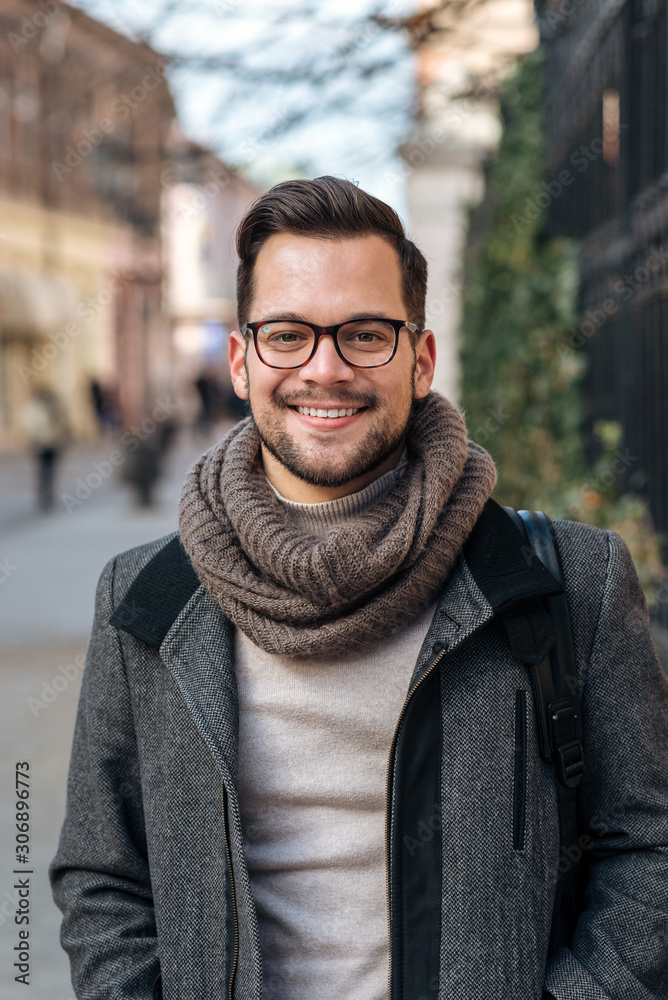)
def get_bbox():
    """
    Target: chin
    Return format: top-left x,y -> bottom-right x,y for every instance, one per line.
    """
275,440 -> 402,490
